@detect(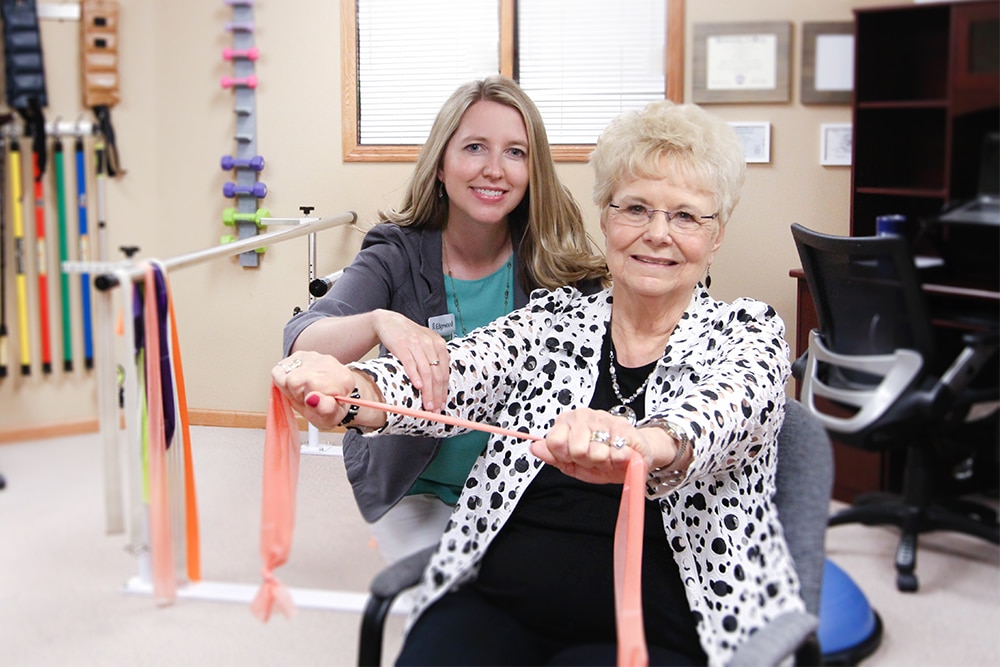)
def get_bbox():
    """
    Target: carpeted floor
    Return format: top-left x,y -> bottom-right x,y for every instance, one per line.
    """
1,426 -> 997,666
